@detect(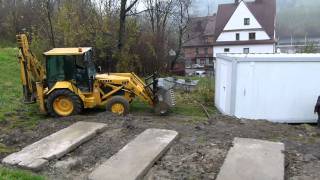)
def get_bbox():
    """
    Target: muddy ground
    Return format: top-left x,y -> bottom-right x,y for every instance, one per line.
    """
1,111 -> 320,180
